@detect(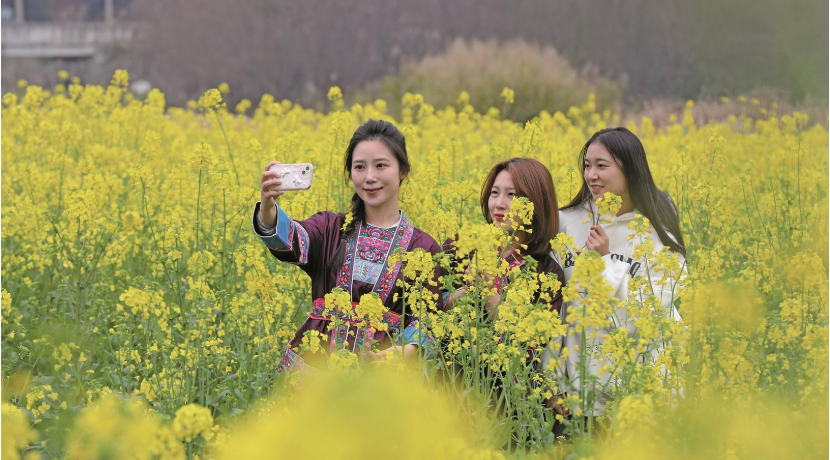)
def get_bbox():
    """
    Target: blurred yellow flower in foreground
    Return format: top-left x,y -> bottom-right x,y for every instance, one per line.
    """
2,402 -> 38,460
217,367 -> 504,460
